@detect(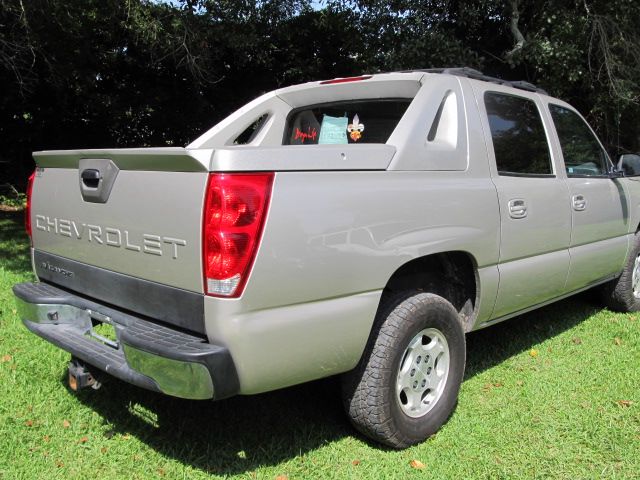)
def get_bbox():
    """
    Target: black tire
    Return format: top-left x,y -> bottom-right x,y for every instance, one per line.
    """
341,292 -> 466,449
600,232 -> 640,312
